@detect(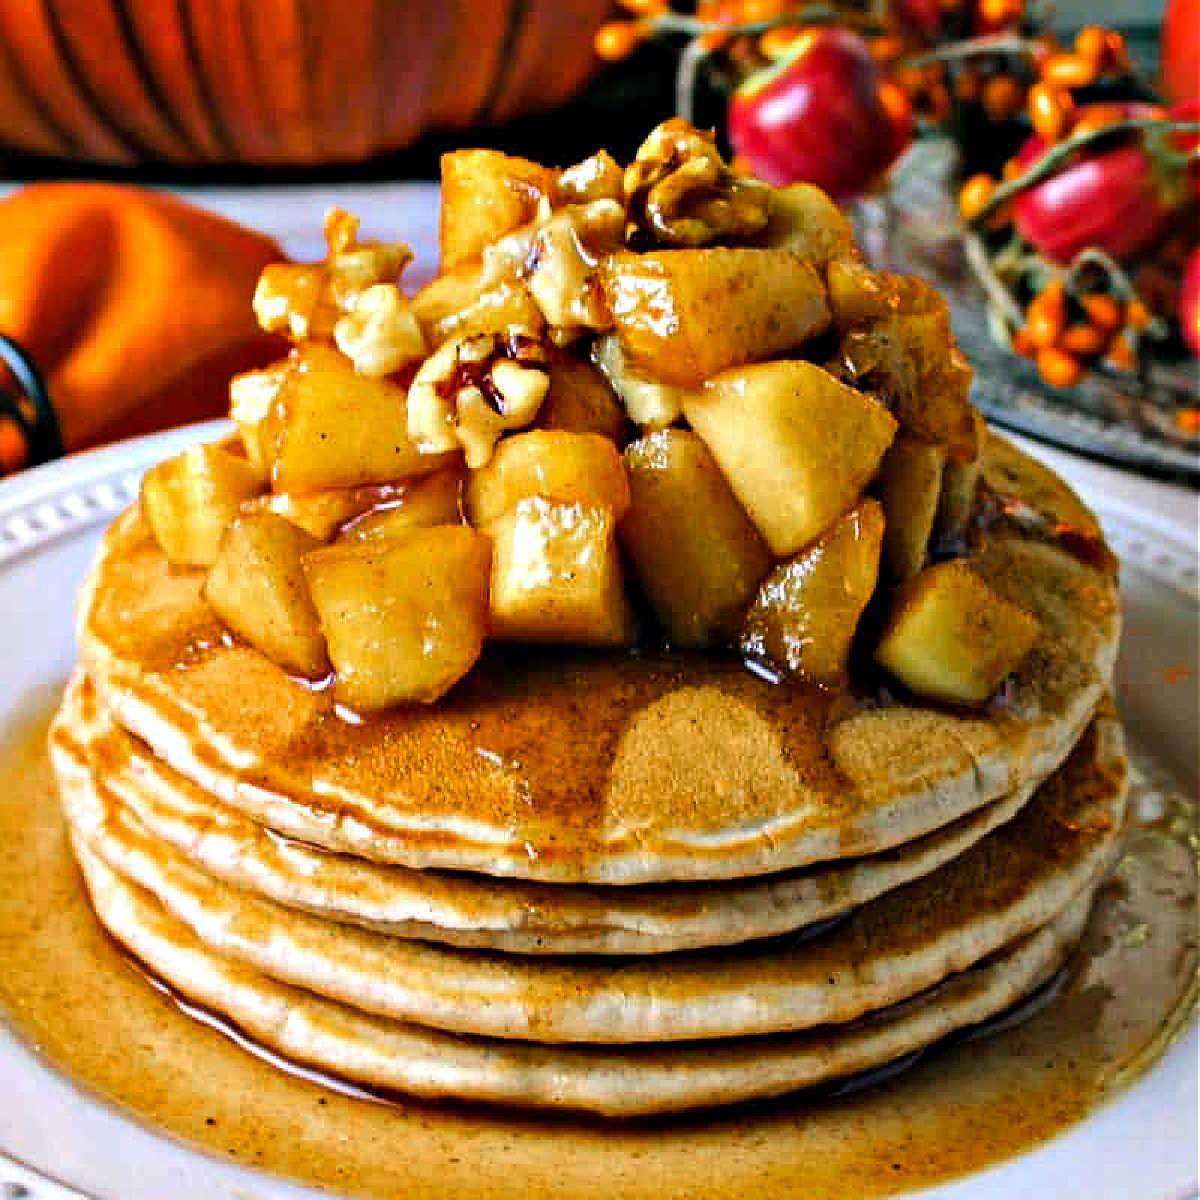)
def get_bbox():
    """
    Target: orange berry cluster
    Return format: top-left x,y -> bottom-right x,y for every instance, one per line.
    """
595,0 -> 786,61
895,23 -> 1133,144
1027,26 -> 1130,139
1010,281 -> 1147,388
596,0 -> 860,65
